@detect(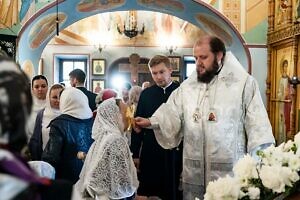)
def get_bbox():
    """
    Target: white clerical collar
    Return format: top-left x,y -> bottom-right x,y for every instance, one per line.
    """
160,81 -> 173,94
